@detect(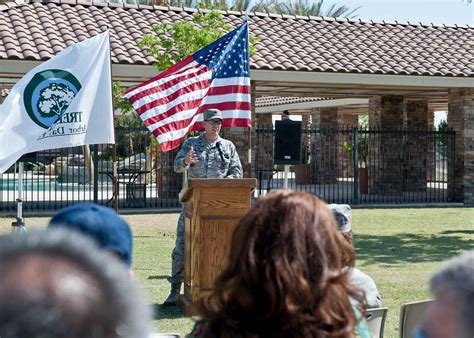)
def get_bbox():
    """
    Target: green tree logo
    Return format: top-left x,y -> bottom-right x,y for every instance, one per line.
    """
37,83 -> 75,118
23,69 -> 81,129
